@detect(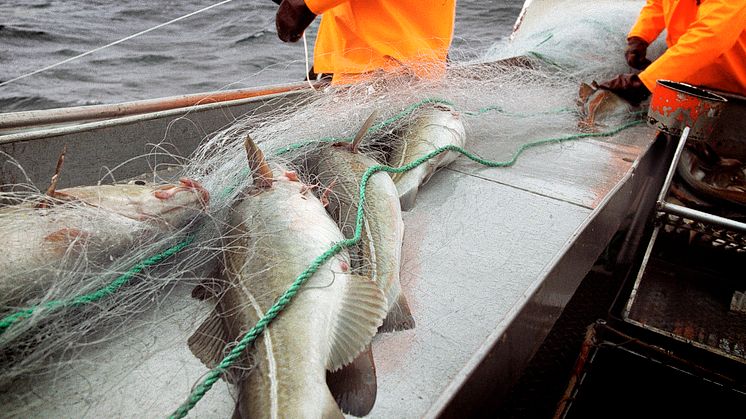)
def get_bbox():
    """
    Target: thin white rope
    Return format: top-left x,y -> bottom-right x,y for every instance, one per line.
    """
0,0 -> 235,88
302,32 -> 316,91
